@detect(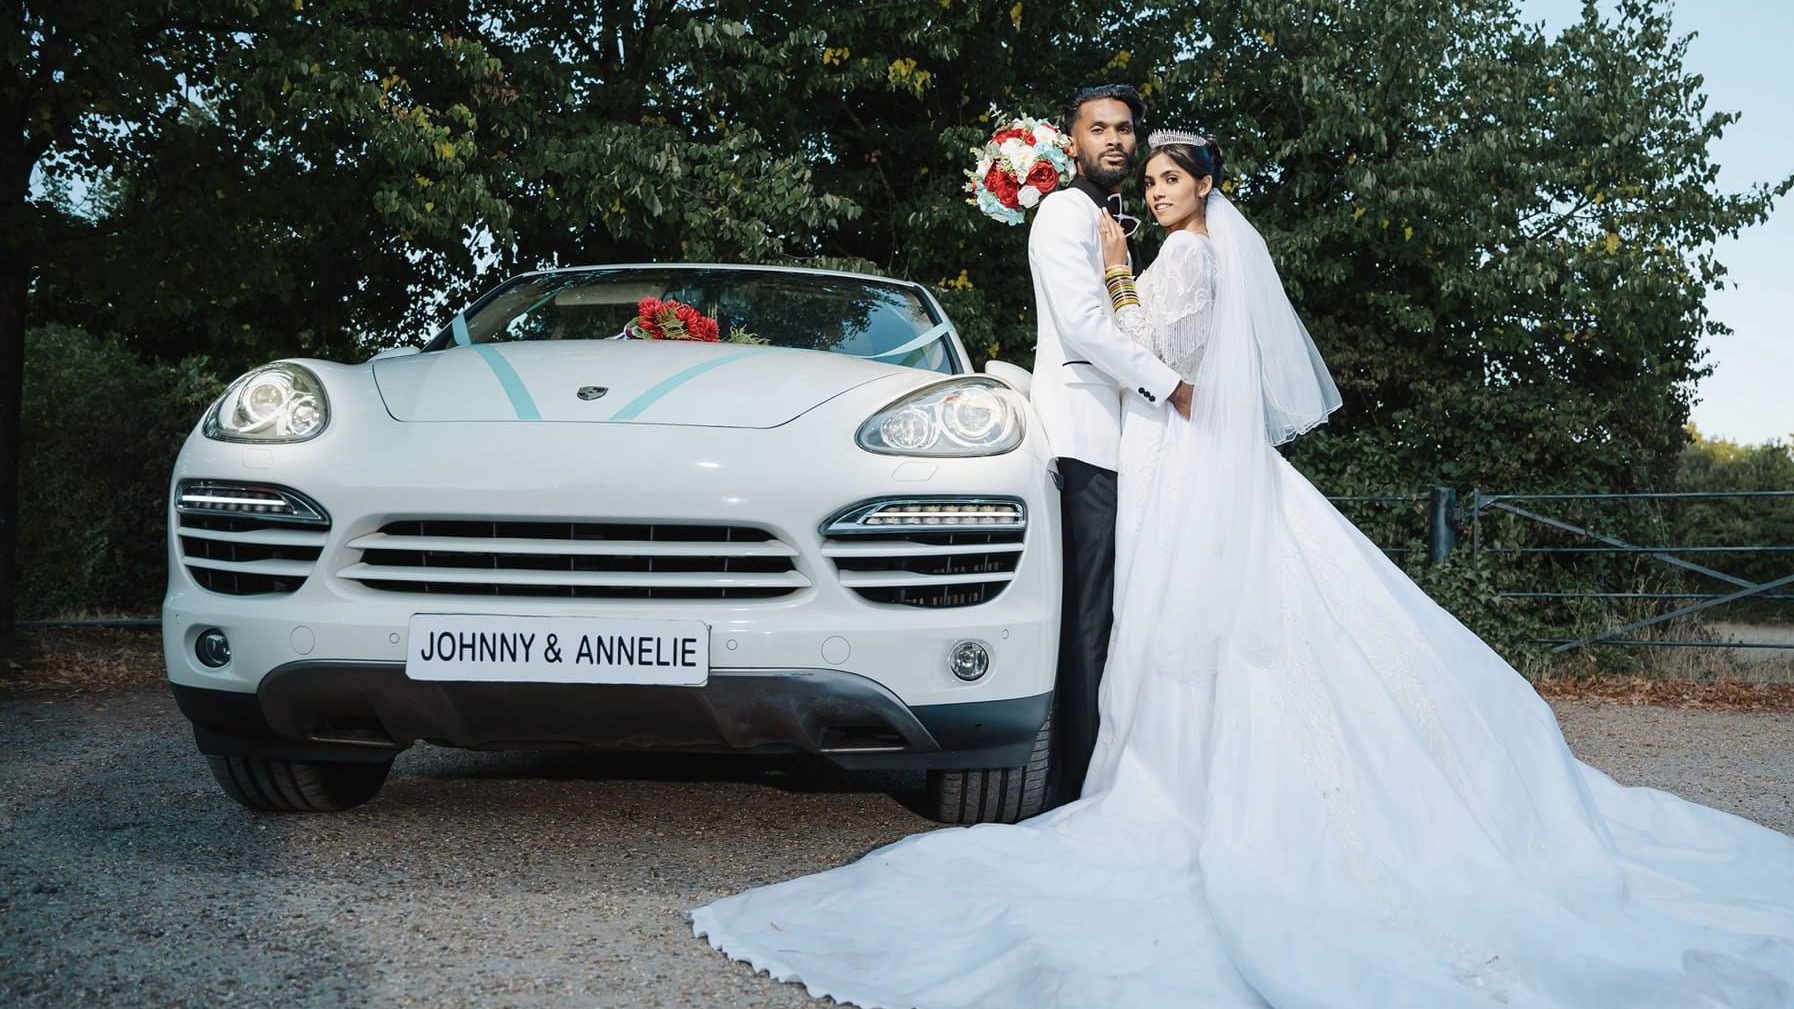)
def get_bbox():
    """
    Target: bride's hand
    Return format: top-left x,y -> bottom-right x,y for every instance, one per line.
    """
1096,212 -> 1129,269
